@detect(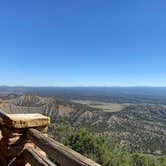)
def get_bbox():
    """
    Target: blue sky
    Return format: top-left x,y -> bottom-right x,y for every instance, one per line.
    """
0,0 -> 165,86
